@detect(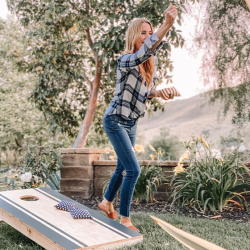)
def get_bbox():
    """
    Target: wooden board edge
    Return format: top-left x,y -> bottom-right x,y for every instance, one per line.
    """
77,235 -> 143,250
0,207 -> 66,250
